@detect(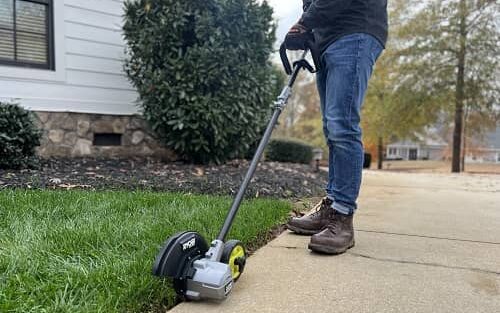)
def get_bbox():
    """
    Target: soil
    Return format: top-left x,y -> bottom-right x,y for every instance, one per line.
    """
0,158 -> 328,199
